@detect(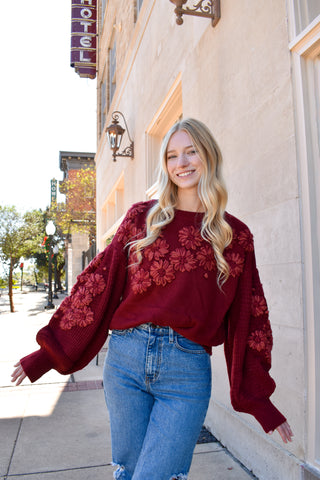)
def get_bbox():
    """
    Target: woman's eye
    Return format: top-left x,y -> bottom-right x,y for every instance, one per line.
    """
167,155 -> 176,160
187,149 -> 197,156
